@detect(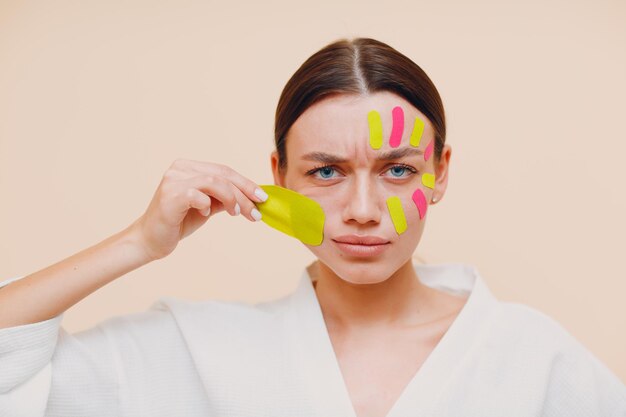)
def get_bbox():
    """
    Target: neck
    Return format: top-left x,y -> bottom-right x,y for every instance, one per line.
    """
309,259 -> 430,332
